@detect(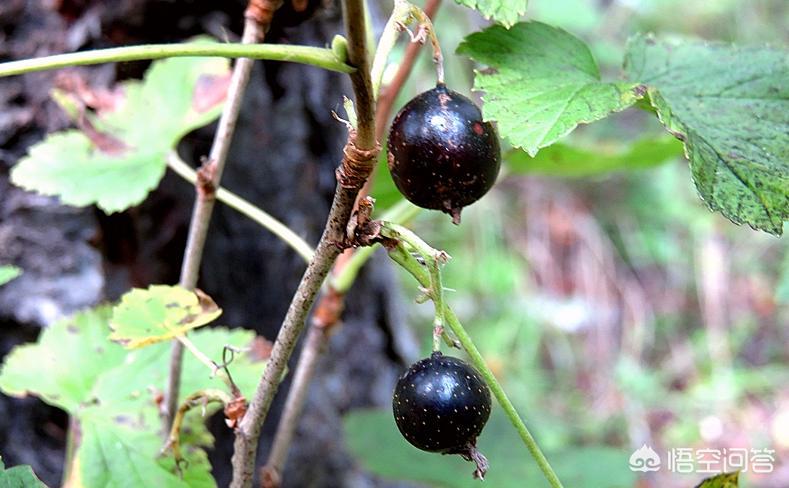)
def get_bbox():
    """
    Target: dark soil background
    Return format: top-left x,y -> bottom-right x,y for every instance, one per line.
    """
0,1 -> 415,486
